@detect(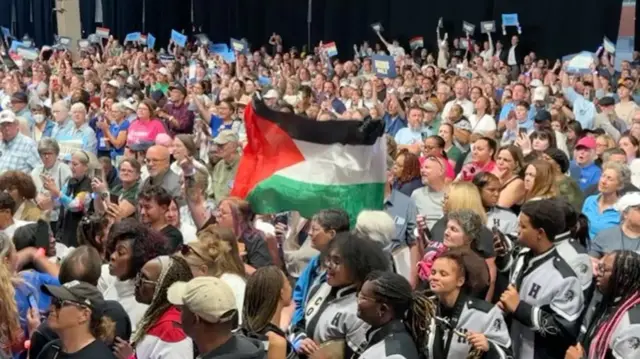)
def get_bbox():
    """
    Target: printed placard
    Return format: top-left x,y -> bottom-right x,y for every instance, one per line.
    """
322,41 -> 338,57
230,38 -> 247,53
372,54 -> 396,78
481,21 -> 496,33
147,33 -> 156,49
171,30 -> 187,47
371,22 -> 383,32
194,33 -> 210,45
124,32 -> 141,43
96,27 -> 110,38
17,47 -> 38,61
462,21 -> 475,35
